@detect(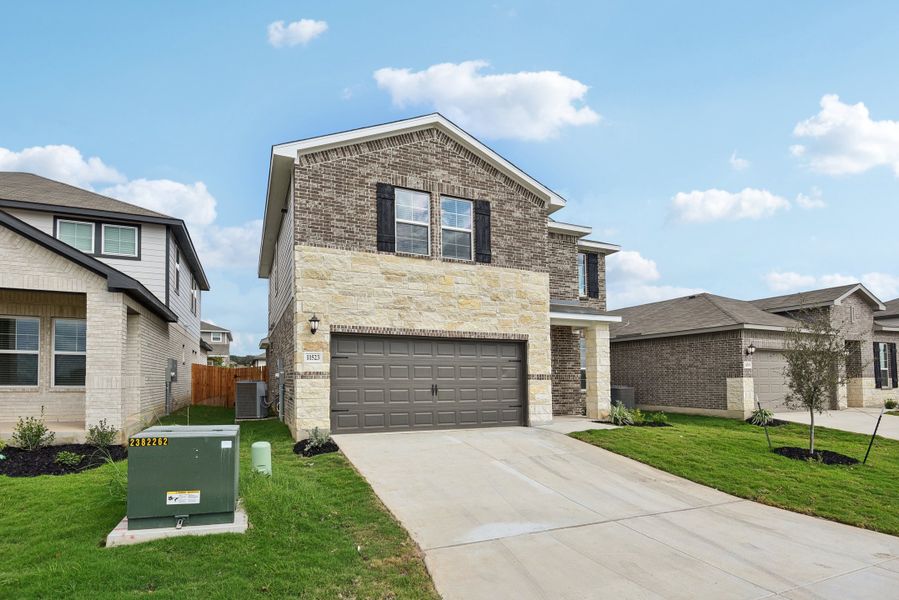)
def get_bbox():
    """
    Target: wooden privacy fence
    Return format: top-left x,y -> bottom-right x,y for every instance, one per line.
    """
192,364 -> 269,407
